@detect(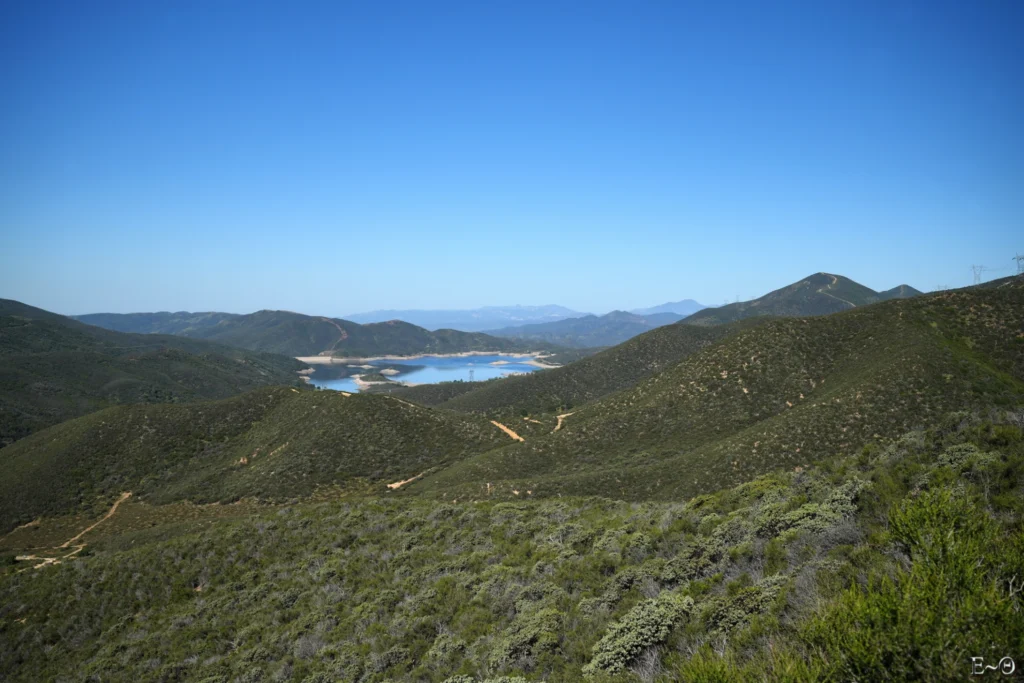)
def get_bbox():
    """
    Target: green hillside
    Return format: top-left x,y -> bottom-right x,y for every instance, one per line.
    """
683,273 -> 919,326
0,300 -> 307,446
70,311 -> 238,335
487,311 -> 686,348
429,321 -> 757,419
77,309 -> 551,357
415,278 -> 1024,501
0,387 -> 511,532
2,411 -> 1020,682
